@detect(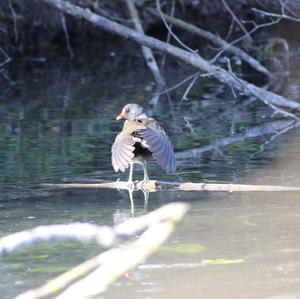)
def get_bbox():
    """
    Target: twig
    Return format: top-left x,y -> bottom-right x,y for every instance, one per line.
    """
146,8 -> 270,76
225,17 -> 235,40
0,47 -> 12,68
0,68 -> 15,85
154,71 -> 200,95
181,73 -> 199,101
225,58 -> 237,98
8,0 -> 18,44
155,0 -> 197,55
85,0 -> 133,25
210,17 -> 282,65
252,6 -> 300,23
125,0 -> 164,86
220,0 -> 252,43
160,0 -> 175,70
60,12 -> 74,58
225,64 -> 299,120
183,116 -> 195,134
